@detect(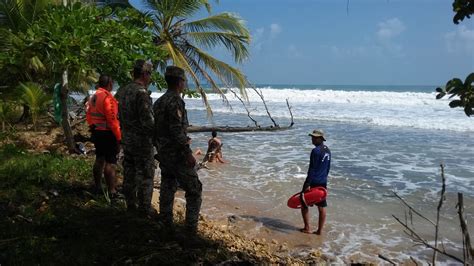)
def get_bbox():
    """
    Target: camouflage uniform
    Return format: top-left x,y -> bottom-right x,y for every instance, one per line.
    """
116,81 -> 155,213
153,66 -> 202,233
